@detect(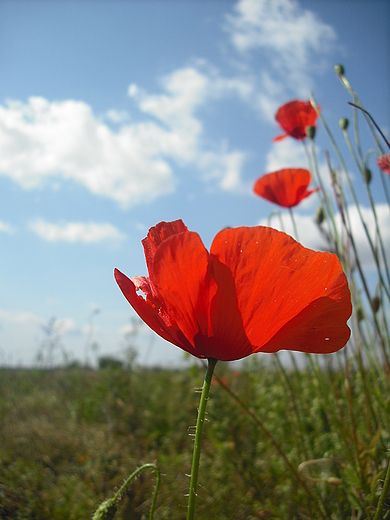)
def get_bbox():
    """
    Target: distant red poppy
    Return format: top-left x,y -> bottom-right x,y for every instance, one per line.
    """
114,220 -> 351,361
254,168 -> 319,208
376,154 -> 390,175
273,100 -> 319,142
